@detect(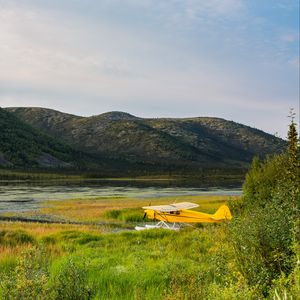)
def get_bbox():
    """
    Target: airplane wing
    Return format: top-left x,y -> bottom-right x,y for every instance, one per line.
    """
142,202 -> 199,212
171,202 -> 199,210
